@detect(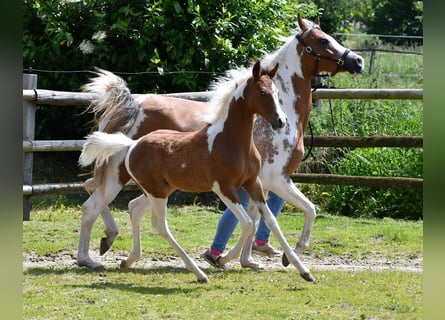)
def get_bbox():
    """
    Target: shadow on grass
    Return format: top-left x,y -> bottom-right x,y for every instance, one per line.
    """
24,265 -> 251,295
